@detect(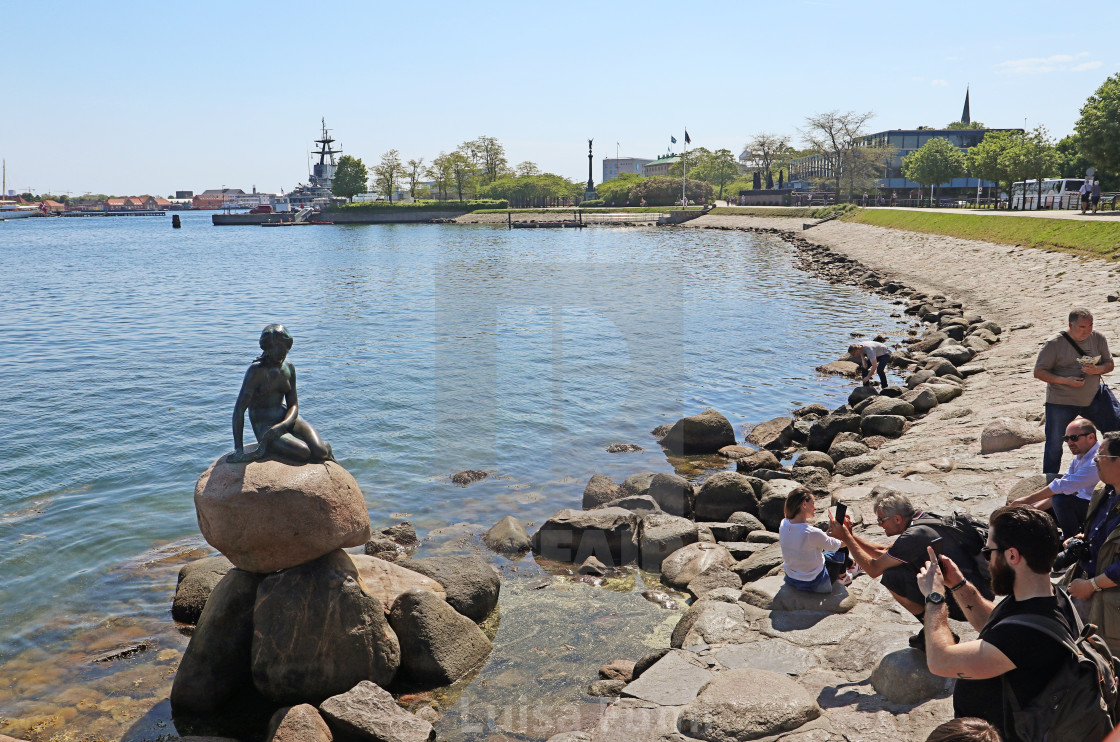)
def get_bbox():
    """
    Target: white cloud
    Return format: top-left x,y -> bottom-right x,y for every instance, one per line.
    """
931,79 -> 949,87
996,52 -> 1099,74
